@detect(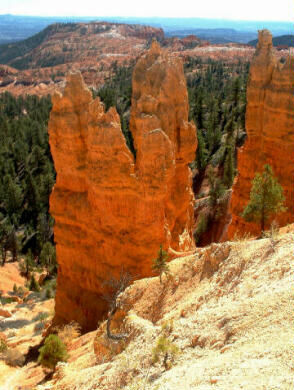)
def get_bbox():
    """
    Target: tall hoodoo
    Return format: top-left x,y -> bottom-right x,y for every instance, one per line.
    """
49,42 -> 197,331
228,30 -> 294,238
